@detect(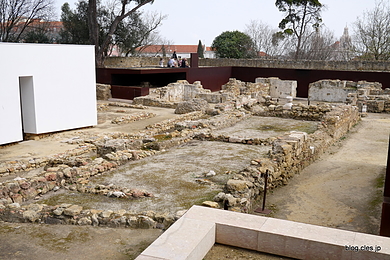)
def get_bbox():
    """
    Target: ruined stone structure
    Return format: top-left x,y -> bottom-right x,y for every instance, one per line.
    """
133,78 -> 296,112
309,79 -> 382,103
133,80 -> 210,108
256,77 -> 297,98
202,104 -> 360,212
307,79 -> 390,113
96,83 -> 112,100
0,91 -> 362,226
